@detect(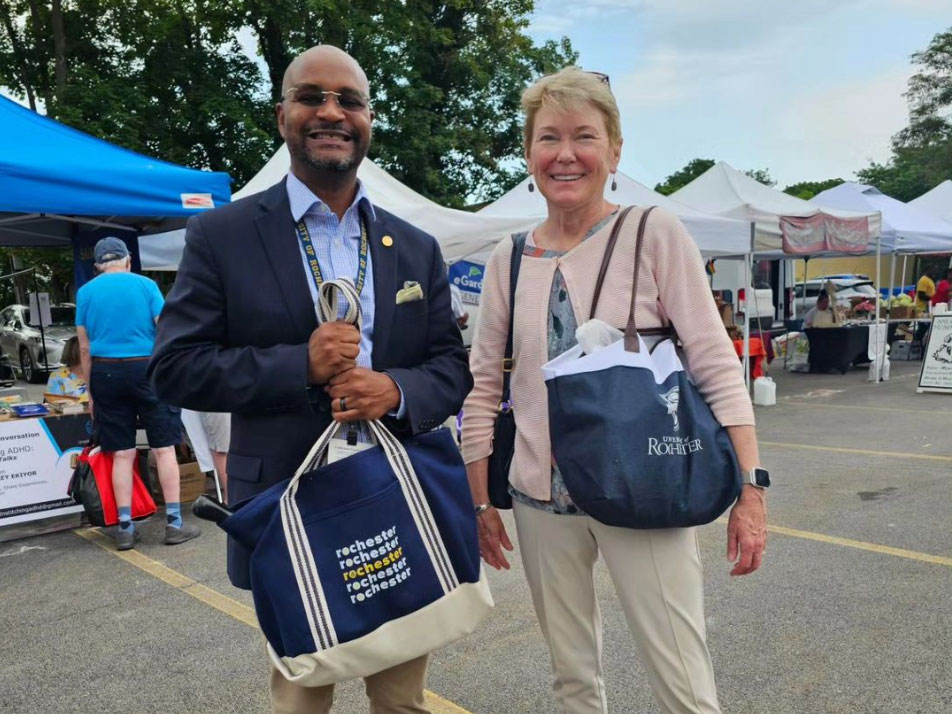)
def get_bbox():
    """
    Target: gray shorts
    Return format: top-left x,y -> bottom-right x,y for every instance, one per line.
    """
199,411 -> 231,453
